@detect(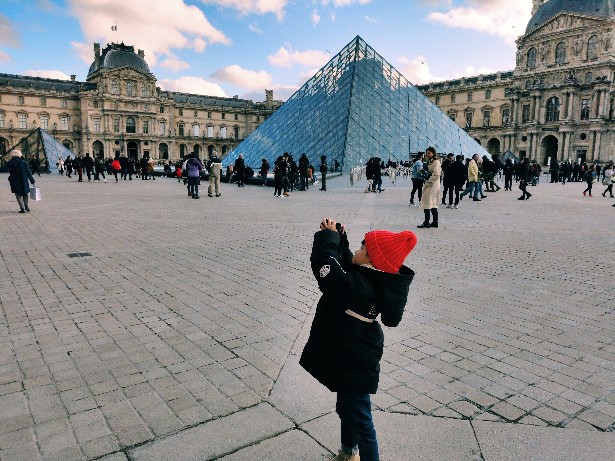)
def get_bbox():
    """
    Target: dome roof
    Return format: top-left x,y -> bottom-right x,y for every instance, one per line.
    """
88,43 -> 151,76
526,0 -> 614,34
